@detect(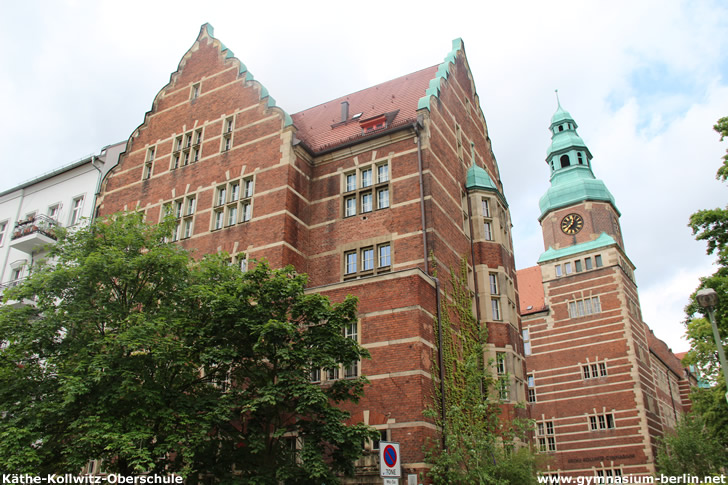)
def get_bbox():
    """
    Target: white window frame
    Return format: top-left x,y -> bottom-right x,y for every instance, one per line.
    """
69,196 -> 84,226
